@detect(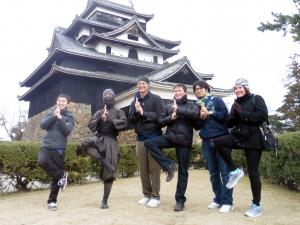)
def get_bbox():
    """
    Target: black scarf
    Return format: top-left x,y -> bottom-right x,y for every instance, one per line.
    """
175,95 -> 187,105
237,93 -> 253,103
